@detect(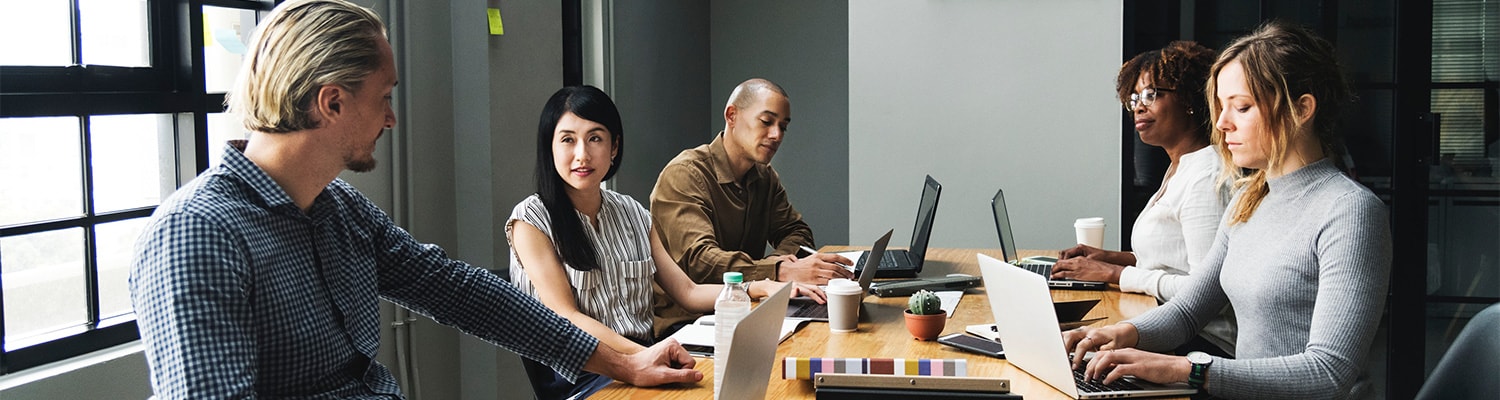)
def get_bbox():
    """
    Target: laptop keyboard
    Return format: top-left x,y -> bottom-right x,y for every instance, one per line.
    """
857,251 -> 901,268
787,303 -> 827,319
1016,262 -> 1052,276
1072,364 -> 1145,393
